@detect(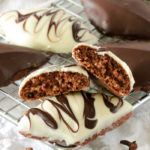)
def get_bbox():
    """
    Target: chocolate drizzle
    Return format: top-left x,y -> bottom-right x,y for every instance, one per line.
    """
82,92 -> 97,129
26,108 -> 57,129
25,92 -> 103,132
72,20 -> 90,42
16,11 -> 39,23
102,94 -> 123,113
6,9 -> 90,42
43,95 -> 79,133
